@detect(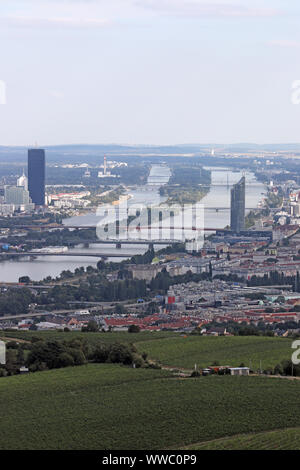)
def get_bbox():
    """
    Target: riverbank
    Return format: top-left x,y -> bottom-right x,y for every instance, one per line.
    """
0,167 -> 265,282
159,184 -> 210,205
